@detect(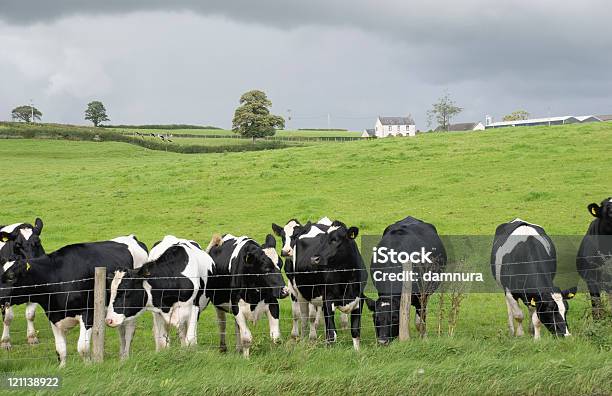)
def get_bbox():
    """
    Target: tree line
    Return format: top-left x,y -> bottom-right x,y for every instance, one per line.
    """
9,91 -> 530,139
